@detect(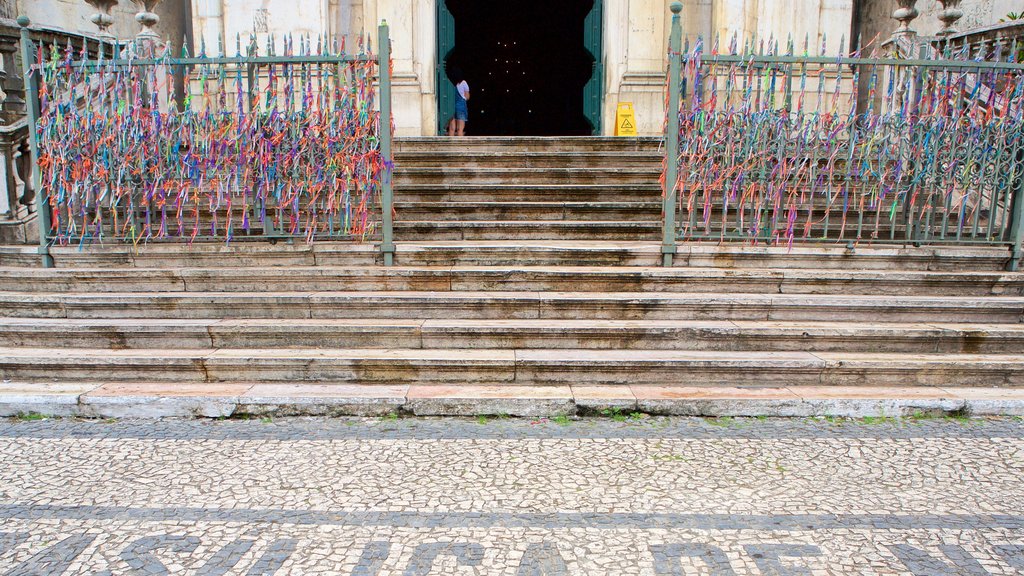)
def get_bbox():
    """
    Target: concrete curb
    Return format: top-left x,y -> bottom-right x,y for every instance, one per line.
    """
2,384 -> 1023,419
